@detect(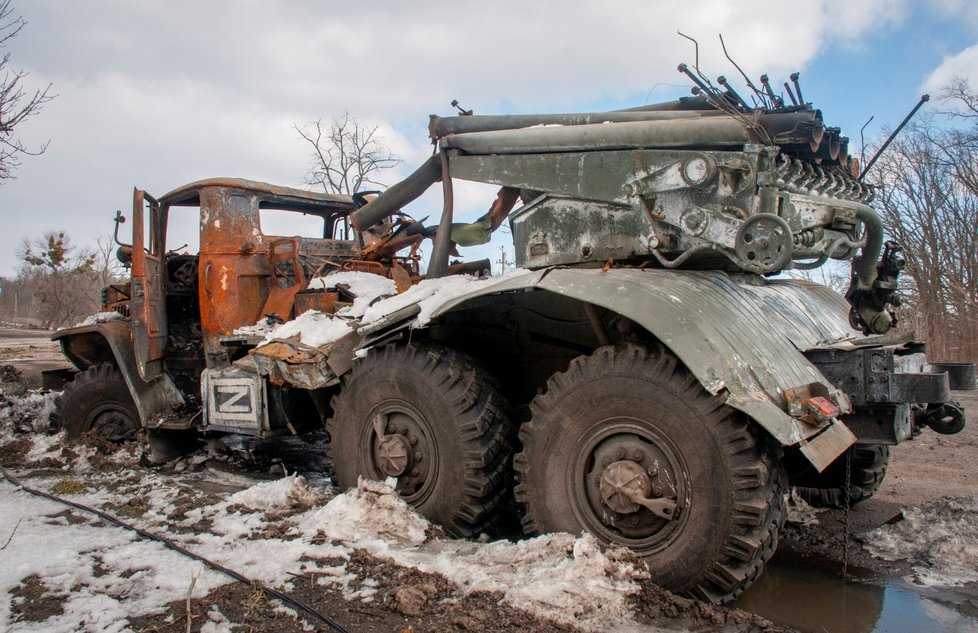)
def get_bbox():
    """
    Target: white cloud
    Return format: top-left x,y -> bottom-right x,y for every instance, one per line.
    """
1,0 -> 909,276
930,0 -> 978,30
922,44 -> 978,95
